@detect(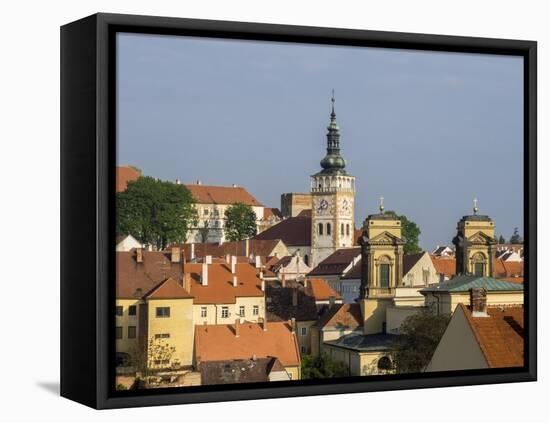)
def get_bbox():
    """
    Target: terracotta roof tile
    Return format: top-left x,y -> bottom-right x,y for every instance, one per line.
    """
169,240 -> 284,260
265,281 -> 319,322
116,166 -> 141,192
430,256 -> 456,278
430,257 -> 524,280
144,277 -> 193,299
183,262 -> 264,304
195,321 -> 301,367
185,184 -> 262,206
263,208 -> 283,220
253,215 -> 311,246
199,357 -> 284,385
460,304 -> 524,368
307,278 -> 342,301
